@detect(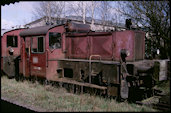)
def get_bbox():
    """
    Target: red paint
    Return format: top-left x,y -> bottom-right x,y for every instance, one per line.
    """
90,35 -> 113,60
18,25 -> 145,81
20,37 -> 30,77
66,30 -> 145,61
113,30 -> 135,61
1,29 -> 25,72
45,26 -> 65,80
66,32 -> 114,60
20,25 -> 66,79
67,36 -> 89,59
1,29 -> 25,57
